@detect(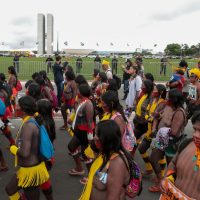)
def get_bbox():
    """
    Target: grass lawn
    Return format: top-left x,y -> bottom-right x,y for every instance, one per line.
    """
0,56 -> 198,81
